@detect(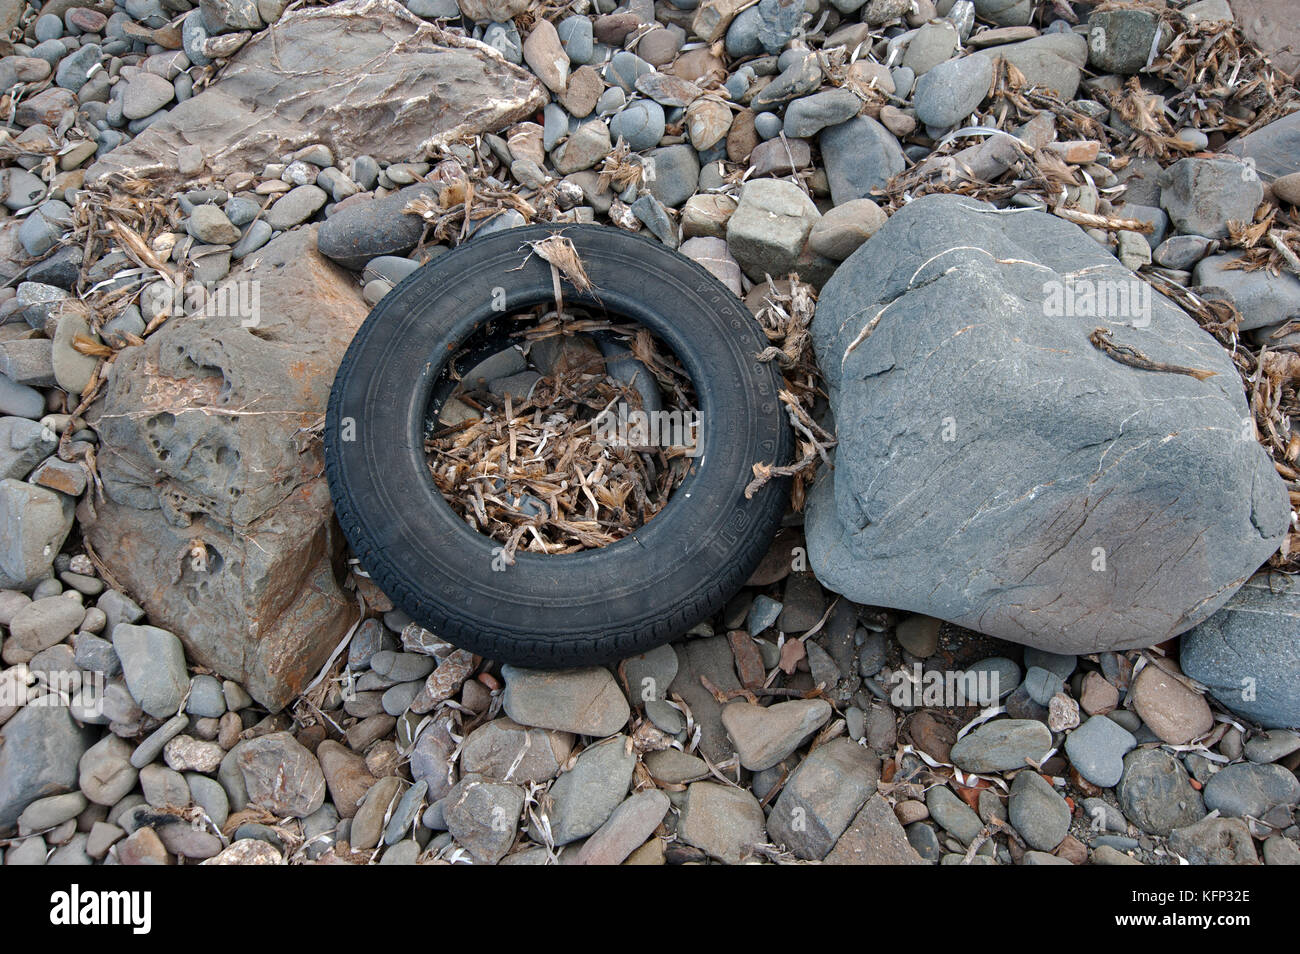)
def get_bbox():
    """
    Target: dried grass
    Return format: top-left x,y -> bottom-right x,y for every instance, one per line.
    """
425,308 -> 698,562
745,279 -> 835,510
